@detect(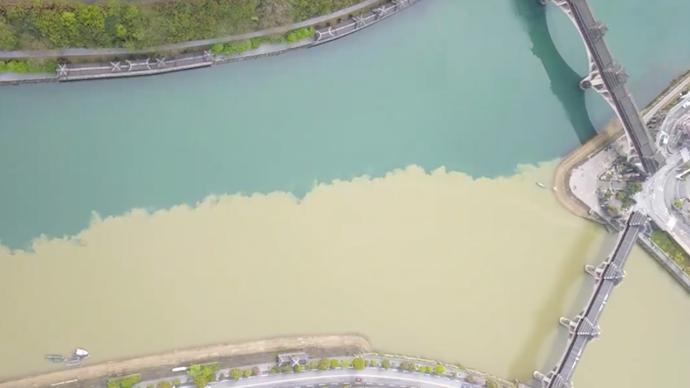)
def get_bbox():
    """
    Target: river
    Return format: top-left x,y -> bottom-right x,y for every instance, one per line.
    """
1,0 -> 689,386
